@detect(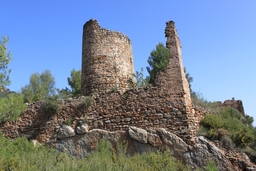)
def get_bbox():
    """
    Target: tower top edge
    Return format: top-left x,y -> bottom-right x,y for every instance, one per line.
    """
83,19 -> 131,43
166,20 -> 175,27
166,20 -> 175,24
83,19 -> 99,27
